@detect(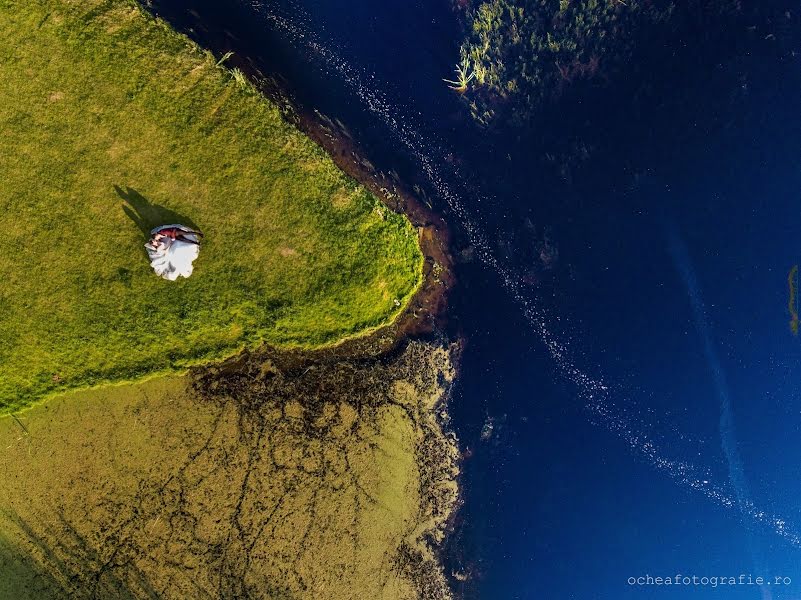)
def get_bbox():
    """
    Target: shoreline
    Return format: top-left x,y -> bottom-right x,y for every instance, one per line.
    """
174,30 -> 466,599
255,70 -> 456,346
149,10 -> 466,597
138,5 -> 455,348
